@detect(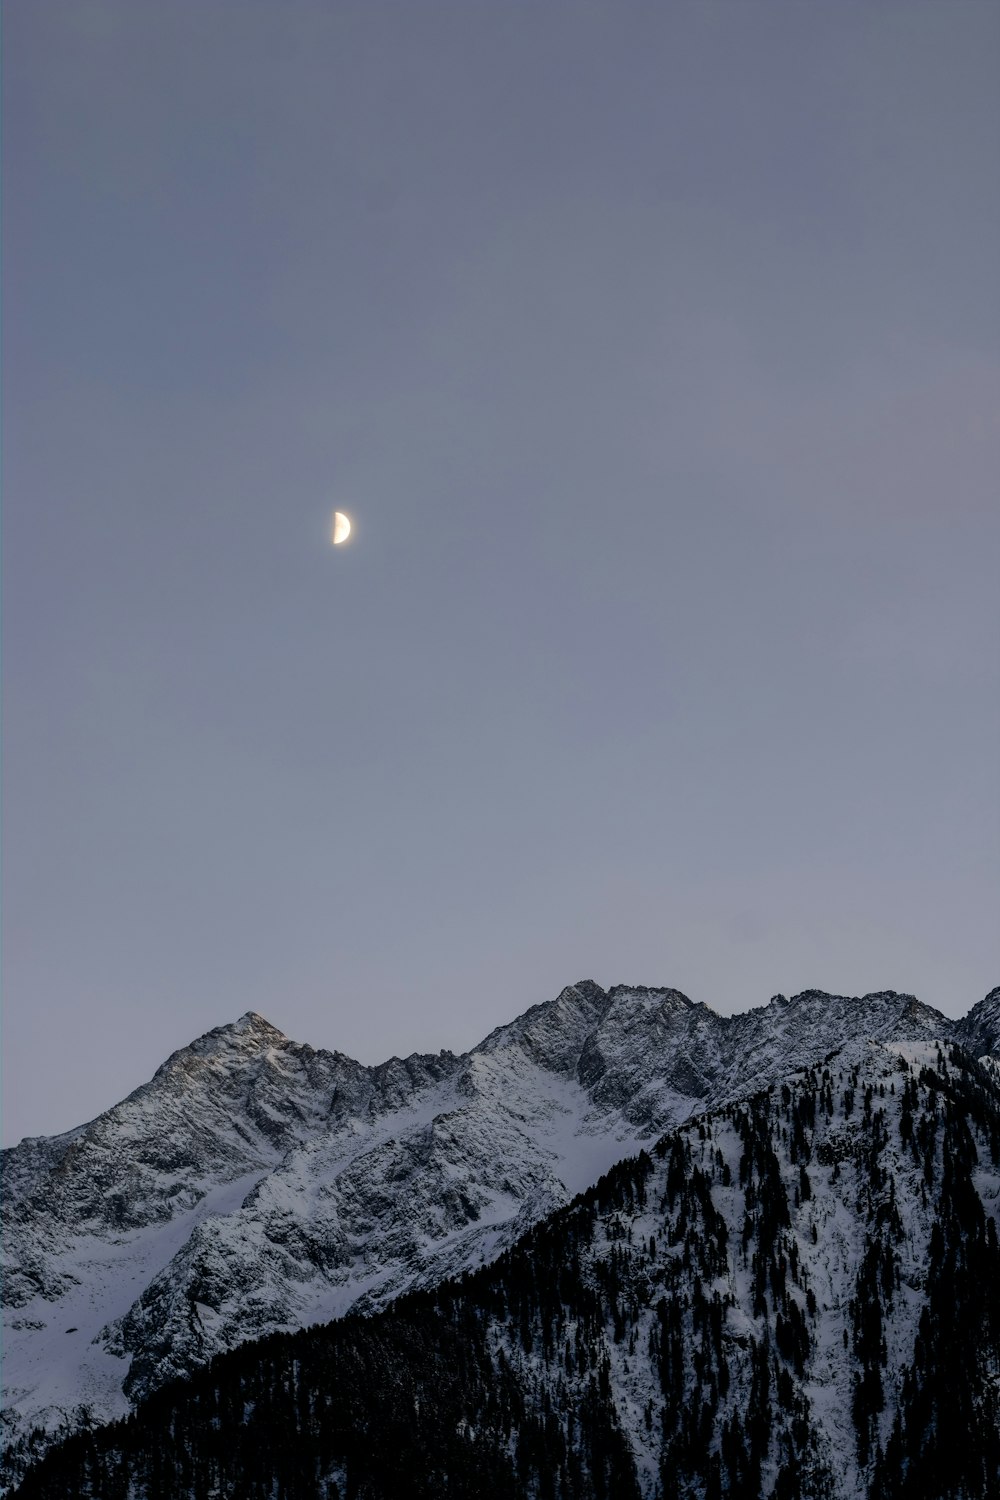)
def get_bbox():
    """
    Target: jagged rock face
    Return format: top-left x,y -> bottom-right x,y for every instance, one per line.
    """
0,1011 -> 461,1460
576,987 -> 715,1117
0,981 -> 991,1468
11,1038 -> 1000,1500
106,982 -> 646,1406
955,985 -> 1000,1059
2,1012 -> 458,1306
